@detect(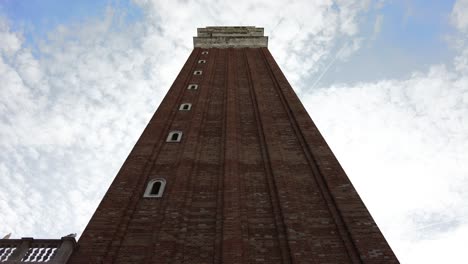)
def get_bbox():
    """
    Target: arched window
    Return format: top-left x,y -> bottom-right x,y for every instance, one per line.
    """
193,70 -> 202,75
187,84 -> 198,90
144,179 -> 166,198
179,103 -> 192,111
166,131 -> 182,142
198,59 -> 206,64
201,51 -> 208,55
